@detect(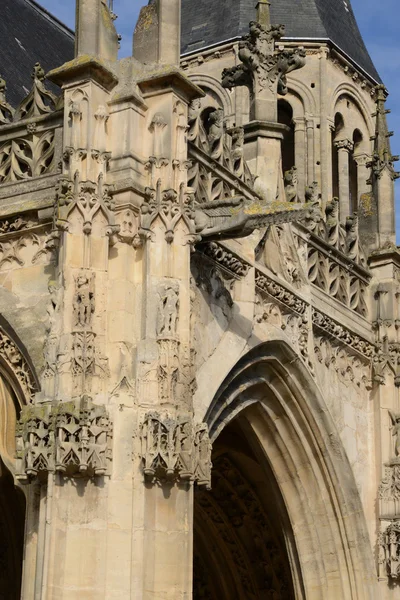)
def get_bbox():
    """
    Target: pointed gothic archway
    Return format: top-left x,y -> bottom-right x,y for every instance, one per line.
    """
0,375 -> 27,600
193,341 -> 377,600
0,325 -> 38,600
